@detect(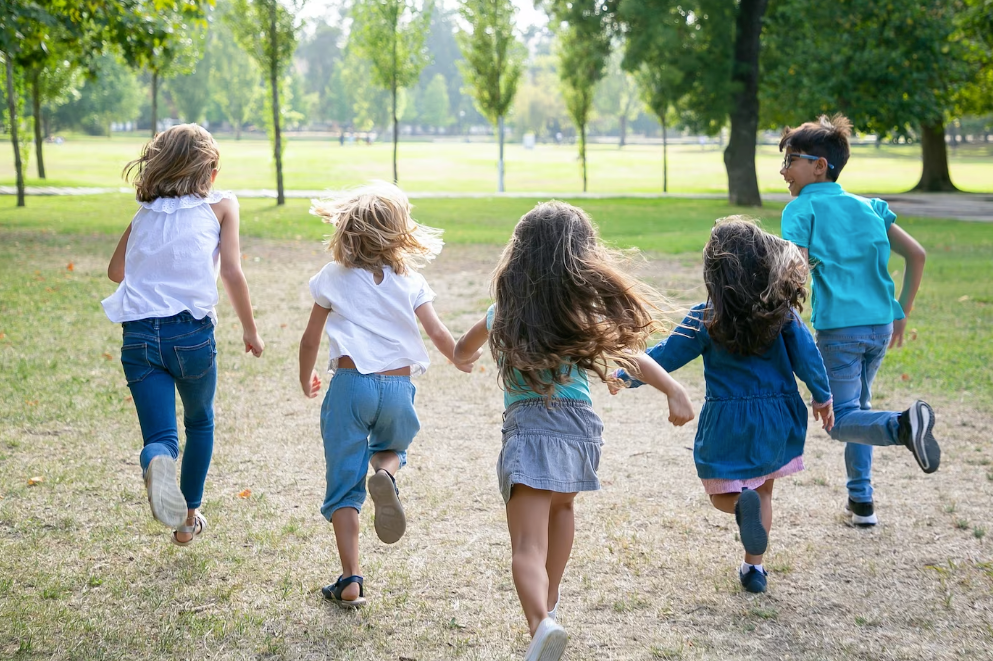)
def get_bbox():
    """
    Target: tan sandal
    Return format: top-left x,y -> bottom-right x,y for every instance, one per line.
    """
171,511 -> 207,547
